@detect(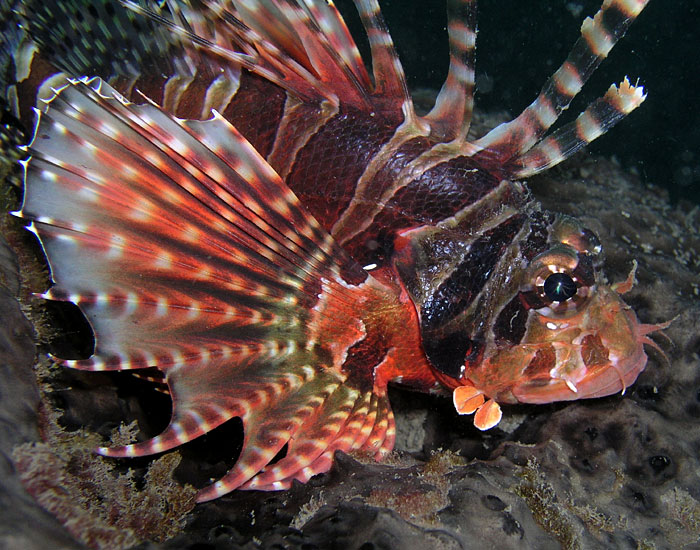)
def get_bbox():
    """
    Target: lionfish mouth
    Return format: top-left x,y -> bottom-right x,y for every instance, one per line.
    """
452,265 -> 670,431
510,283 -> 670,405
